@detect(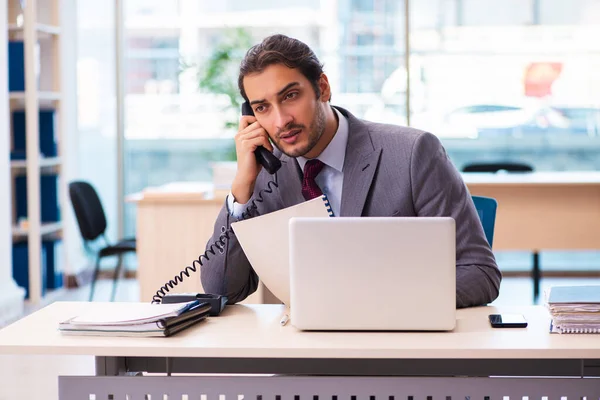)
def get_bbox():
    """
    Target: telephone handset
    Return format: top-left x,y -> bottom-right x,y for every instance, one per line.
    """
241,101 -> 282,174
152,103 -> 282,304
